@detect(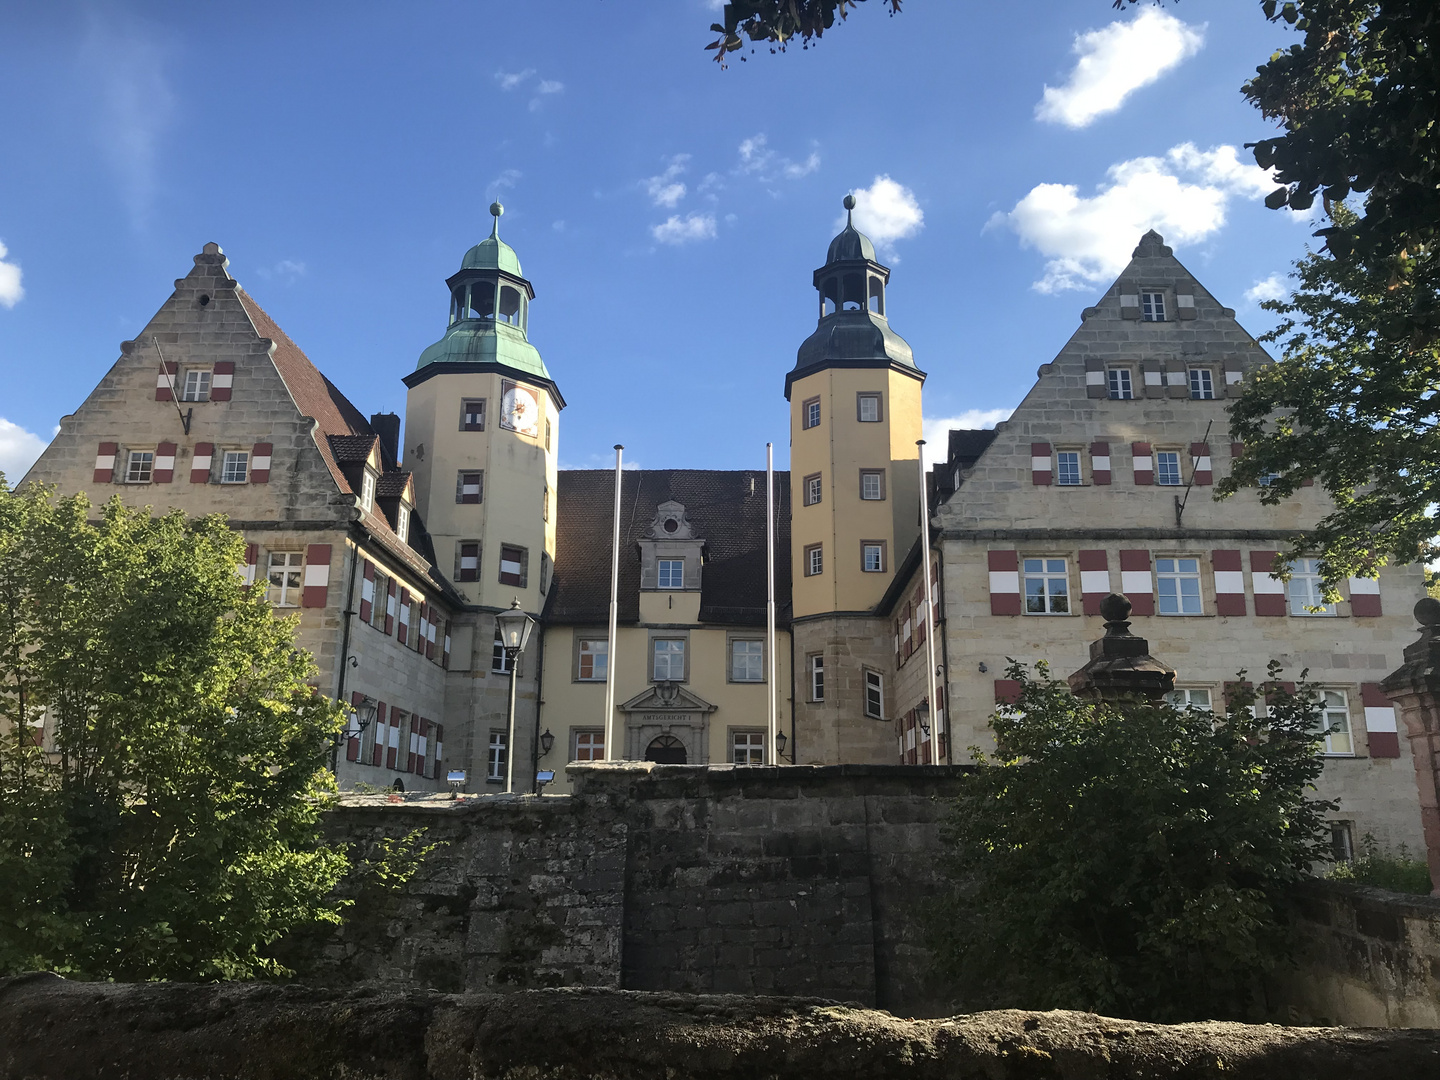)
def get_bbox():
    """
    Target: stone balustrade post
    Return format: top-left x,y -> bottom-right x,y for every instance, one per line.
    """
1380,597 -> 1440,897
1067,592 -> 1177,702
